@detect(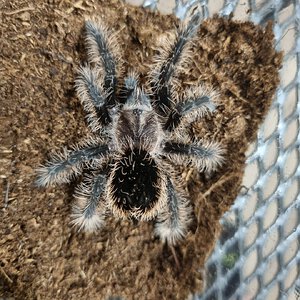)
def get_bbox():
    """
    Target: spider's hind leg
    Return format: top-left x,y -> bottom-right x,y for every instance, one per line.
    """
71,171 -> 108,232
155,177 -> 192,245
